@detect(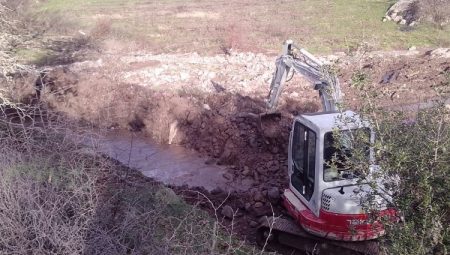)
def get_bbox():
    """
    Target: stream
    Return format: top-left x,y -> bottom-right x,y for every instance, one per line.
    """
93,131 -> 253,192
